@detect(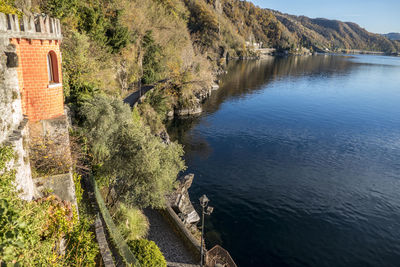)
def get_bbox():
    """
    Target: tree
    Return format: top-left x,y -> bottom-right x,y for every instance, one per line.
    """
142,30 -> 163,84
79,95 -> 185,208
